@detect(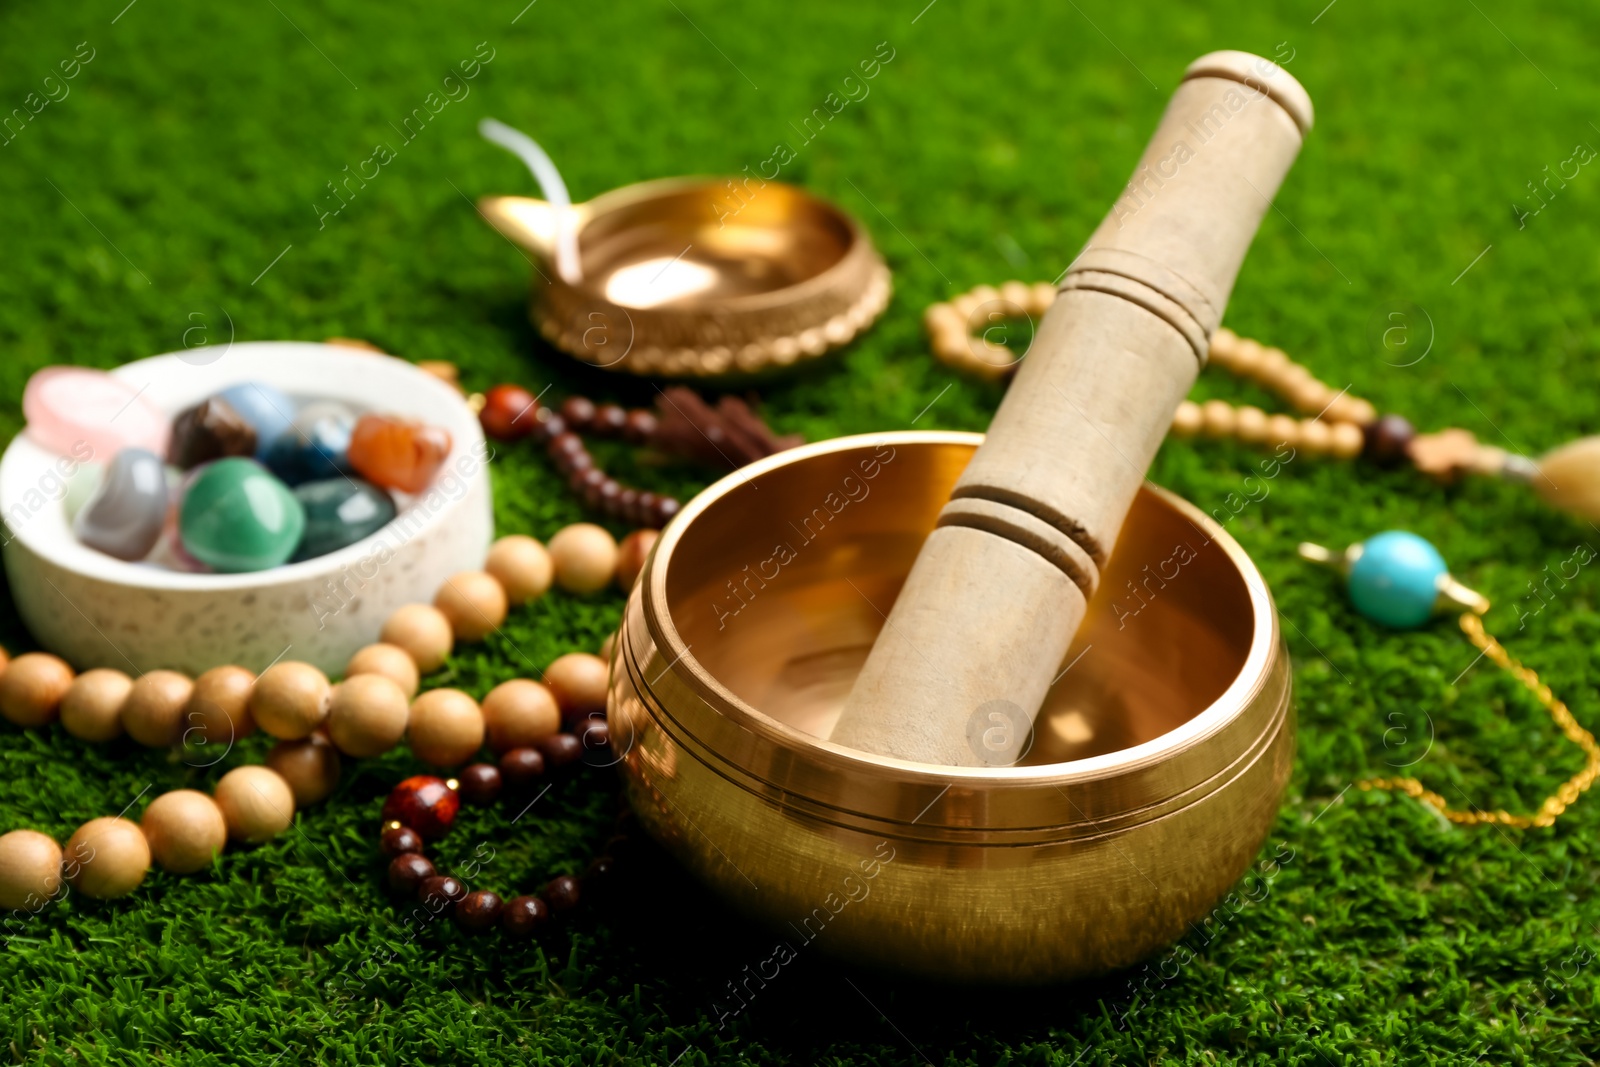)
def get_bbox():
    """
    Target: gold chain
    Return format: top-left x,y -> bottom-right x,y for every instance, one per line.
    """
1356,614 -> 1600,828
